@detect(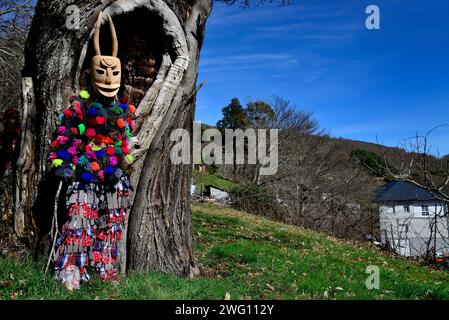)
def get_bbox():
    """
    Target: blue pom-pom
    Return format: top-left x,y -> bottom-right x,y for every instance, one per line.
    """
87,107 -> 97,117
119,103 -> 128,112
105,166 -> 114,175
81,172 -> 94,183
57,150 -> 71,161
95,149 -> 105,159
